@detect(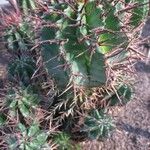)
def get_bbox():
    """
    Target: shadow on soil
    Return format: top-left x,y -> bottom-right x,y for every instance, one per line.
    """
134,61 -> 150,73
117,122 -> 150,139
